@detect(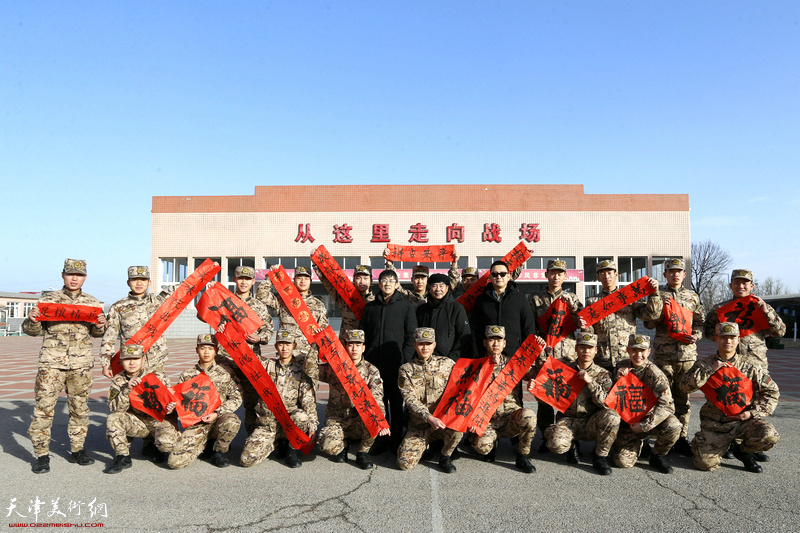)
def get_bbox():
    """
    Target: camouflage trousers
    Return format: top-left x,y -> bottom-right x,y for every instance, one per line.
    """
29,366 -> 93,456
106,411 -> 179,456
240,411 -> 314,468
471,408 -> 537,456
544,409 -> 621,457
319,415 -> 375,456
655,359 -> 694,437
168,413 -> 241,469
397,426 -> 463,471
218,360 -> 260,435
691,416 -> 780,471
611,415 -> 682,468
